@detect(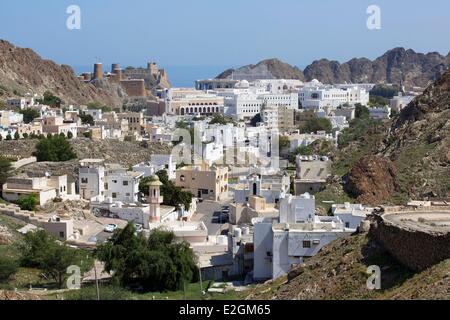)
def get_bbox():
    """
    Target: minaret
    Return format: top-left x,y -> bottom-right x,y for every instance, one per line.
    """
147,175 -> 163,223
